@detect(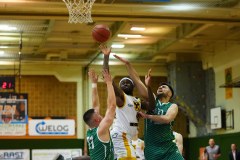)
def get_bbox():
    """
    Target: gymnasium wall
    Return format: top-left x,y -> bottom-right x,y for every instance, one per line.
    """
205,44 -> 240,134
14,75 -> 77,118
214,60 -> 240,133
